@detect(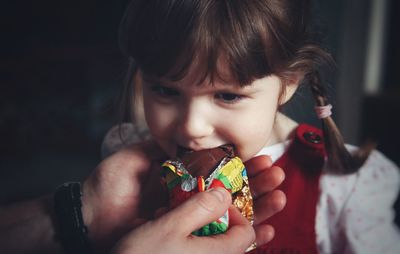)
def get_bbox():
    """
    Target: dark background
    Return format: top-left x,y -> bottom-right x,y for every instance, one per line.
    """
0,0 -> 131,203
0,0 -> 399,222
